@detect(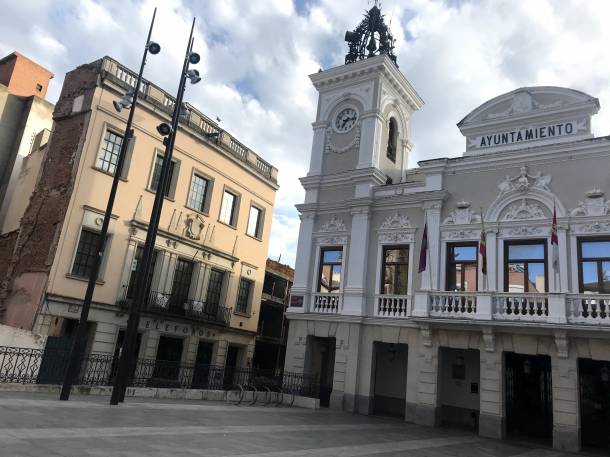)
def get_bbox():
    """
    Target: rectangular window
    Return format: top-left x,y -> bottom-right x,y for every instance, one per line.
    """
578,239 -> 610,293
71,229 -> 102,278
97,130 -> 123,175
219,190 -> 238,226
381,246 -> 409,294
187,174 -> 210,212
126,246 -> 158,299
150,155 -> 176,198
235,278 -> 253,314
206,269 -> 225,309
505,240 -> 547,293
246,205 -> 262,238
171,258 -> 194,307
318,247 -> 343,293
446,243 -> 478,292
